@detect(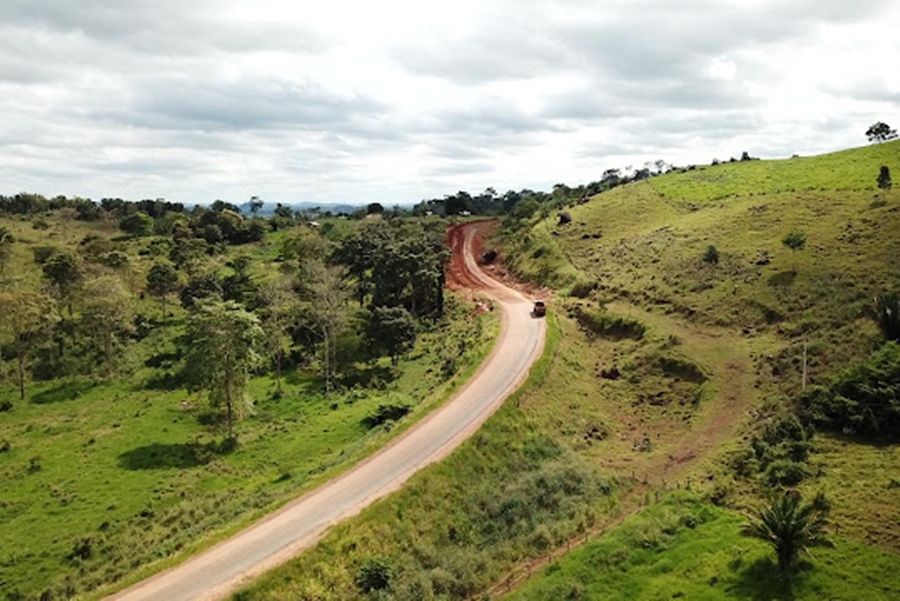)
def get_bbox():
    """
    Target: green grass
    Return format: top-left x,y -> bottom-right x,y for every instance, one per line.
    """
506,492 -> 900,601
0,215 -> 501,600
652,142 -> 900,202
